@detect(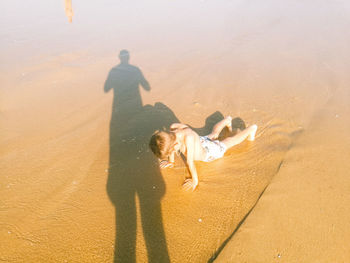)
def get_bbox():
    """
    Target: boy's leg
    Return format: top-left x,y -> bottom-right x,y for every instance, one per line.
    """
207,116 -> 232,140
221,124 -> 257,149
